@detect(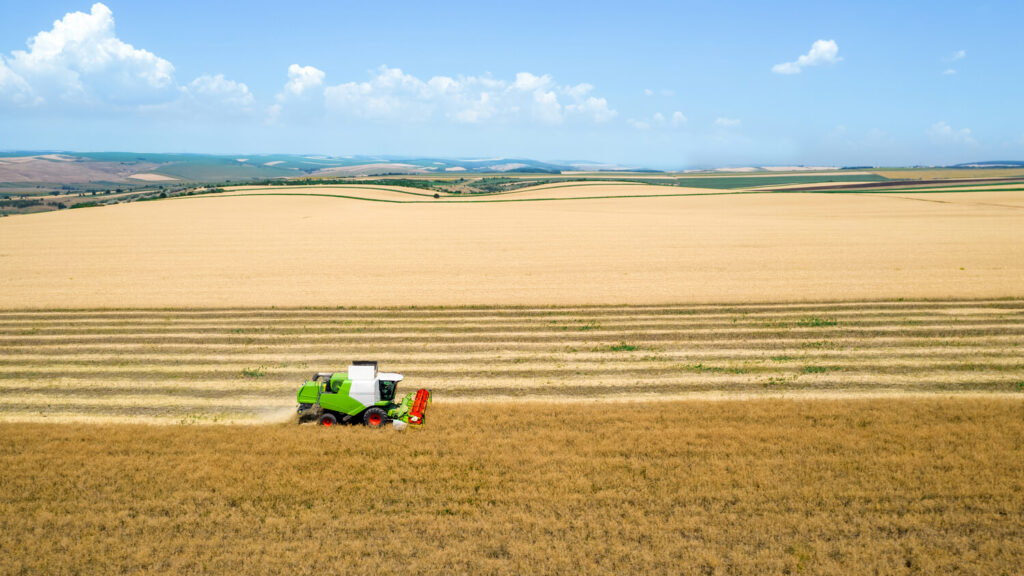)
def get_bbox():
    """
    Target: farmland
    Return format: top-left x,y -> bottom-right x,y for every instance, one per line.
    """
2,399 -> 1023,573
2,179 -> 1023,573
0,185 -> 1022,308
0,300 -> 1021,423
